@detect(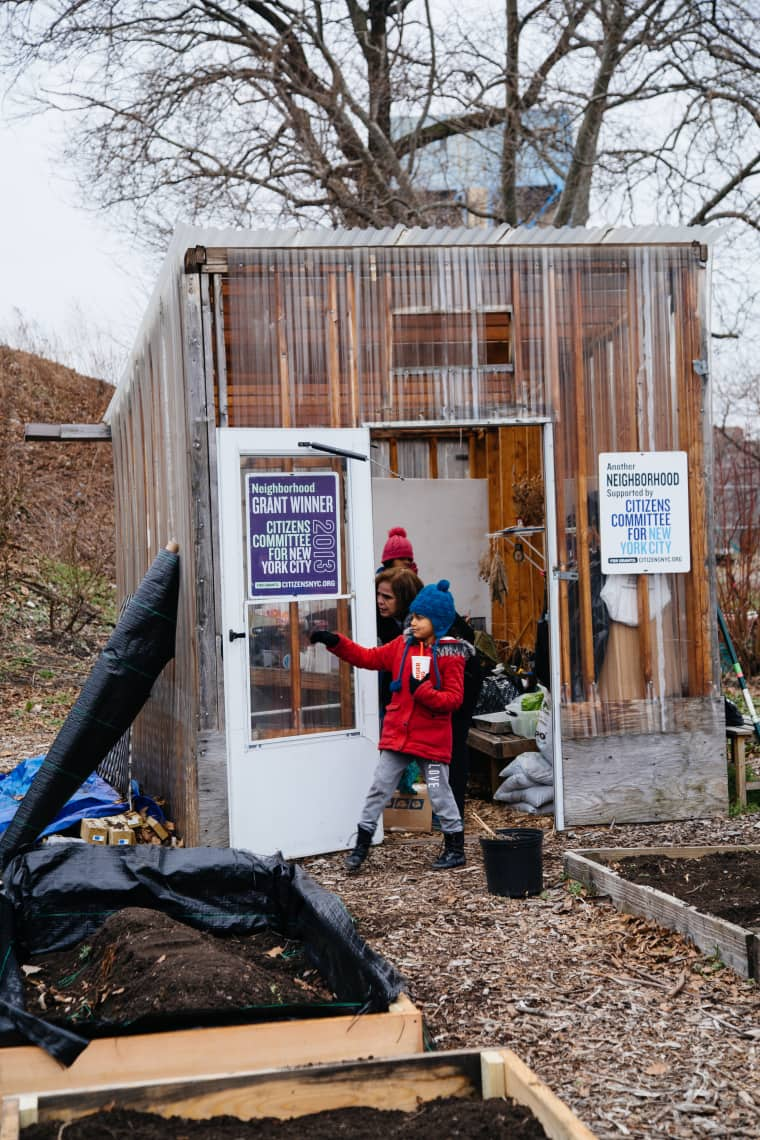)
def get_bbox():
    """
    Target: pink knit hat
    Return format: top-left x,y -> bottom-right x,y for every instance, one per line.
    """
381,526 -> 415,565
